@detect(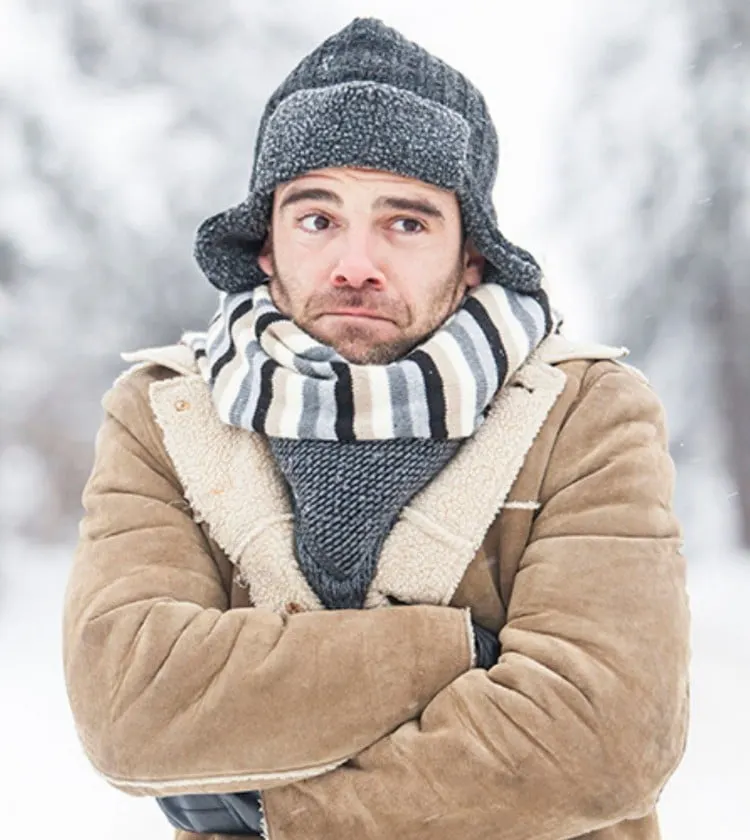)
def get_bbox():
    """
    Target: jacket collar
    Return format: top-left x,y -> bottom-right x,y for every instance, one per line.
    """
128,336 -> 627,613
